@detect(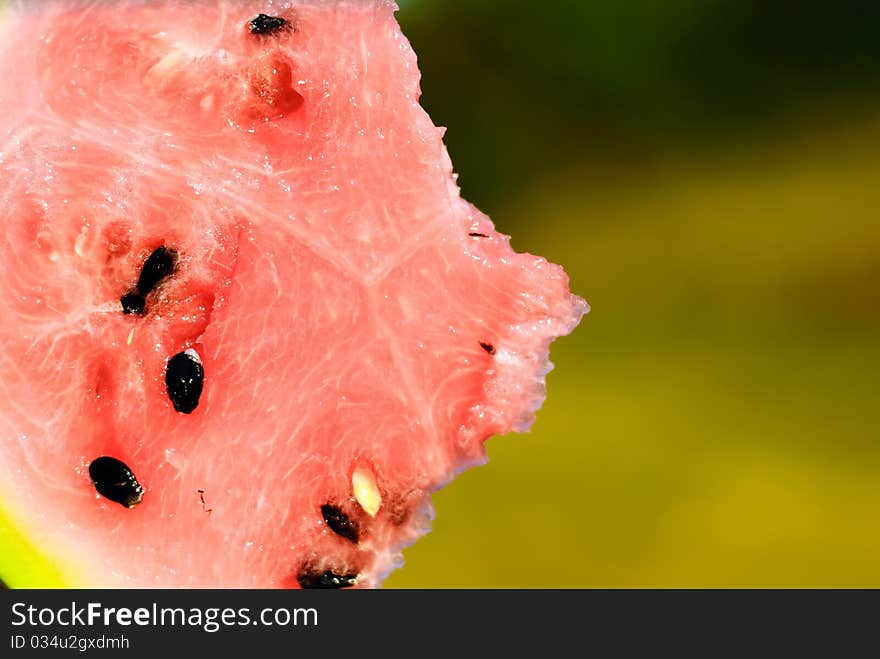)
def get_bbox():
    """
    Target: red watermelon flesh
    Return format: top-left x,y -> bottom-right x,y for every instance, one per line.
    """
0,0 -> 587,587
